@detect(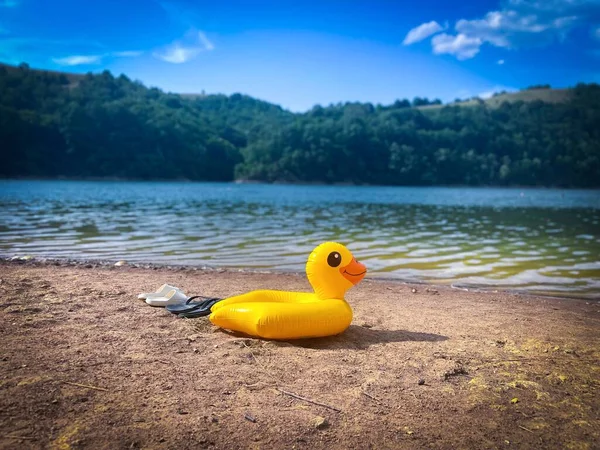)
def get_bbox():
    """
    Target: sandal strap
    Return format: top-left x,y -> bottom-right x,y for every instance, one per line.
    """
177,298 -> 222,317
185,295 -> 212,304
